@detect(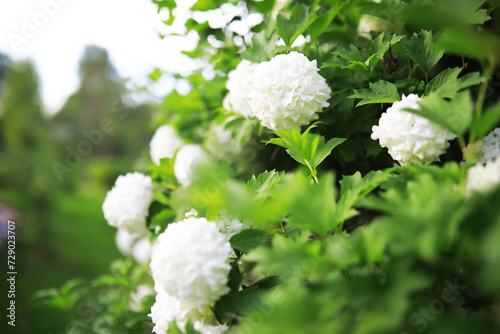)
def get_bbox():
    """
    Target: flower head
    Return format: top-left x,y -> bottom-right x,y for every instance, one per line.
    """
150,217 -> 232,308
478,127 -> 500,164
224,60 -> 258,117
248,51 -> 331,130
150,125 -> 184,165
102,172 -> 153,233
466,159 -> 500,194
371,94 -> 456,166
174,144 -> 207,187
